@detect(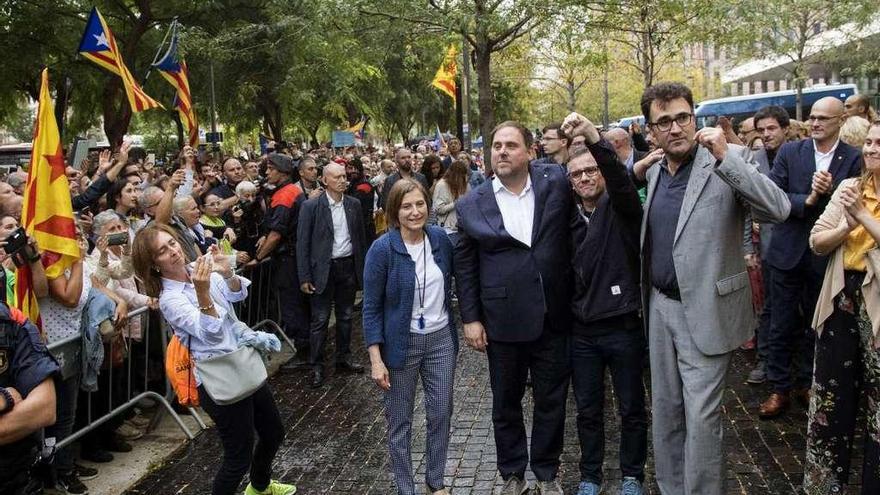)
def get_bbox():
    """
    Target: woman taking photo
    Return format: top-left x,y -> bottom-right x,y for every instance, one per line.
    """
132,224 -> 294,495
806,120 -> 880,494
362,179 -> 458,495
